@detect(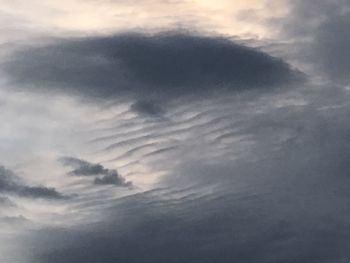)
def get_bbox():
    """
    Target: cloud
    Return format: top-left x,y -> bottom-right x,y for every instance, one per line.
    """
2,2 -> 350,262
60,157 -> 132,187
0,166 -> 68,200
0,216 -> 30,226
59,157 -> 108,177
27,160 -> 350,263
0,196 -> 14,207
130,100 -> 165,117
280,0 -> 350,84
29,159 -> 350,263
3,32 -> 304,103
22,84 -> 350,263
